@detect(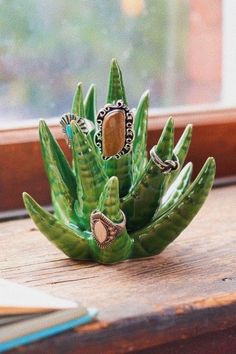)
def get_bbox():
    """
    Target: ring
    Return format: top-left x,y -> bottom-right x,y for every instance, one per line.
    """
94,100 -> 135,160
60,113 -> 93,147
150,146 -> 179,174
90,210 -> 126,248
